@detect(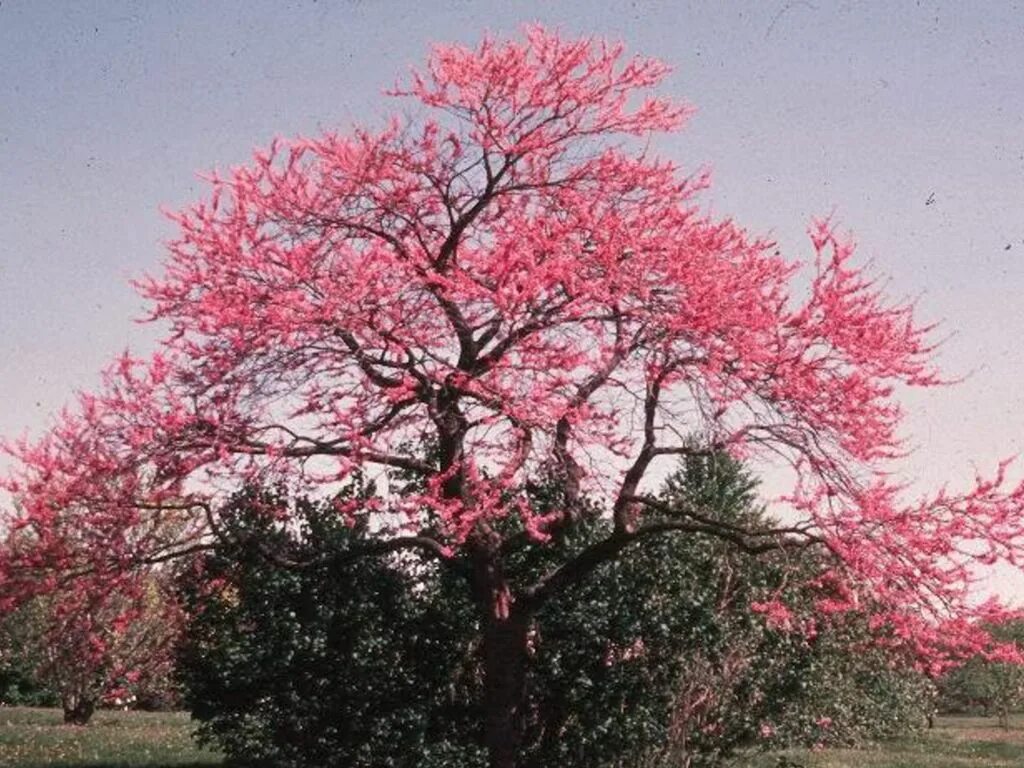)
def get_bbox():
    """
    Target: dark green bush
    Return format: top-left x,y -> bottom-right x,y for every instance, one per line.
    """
177,484 -> 481,767
178,457 -> 932,767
